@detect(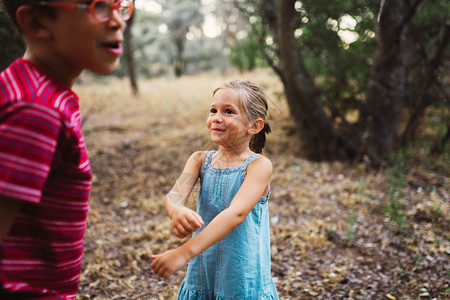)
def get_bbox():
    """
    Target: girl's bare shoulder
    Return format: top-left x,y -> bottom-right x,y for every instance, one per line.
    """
189,151 -> 209,167
248,154 -> 272,174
